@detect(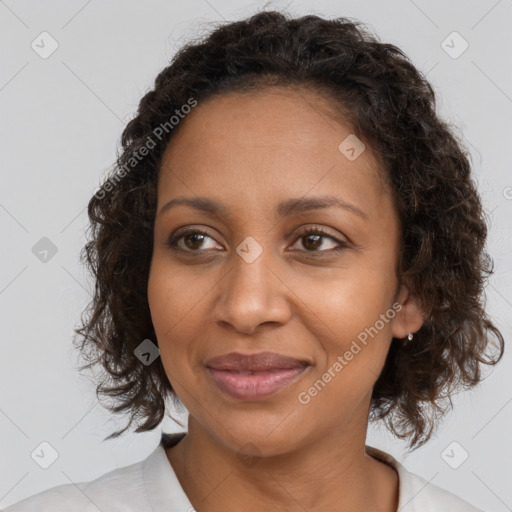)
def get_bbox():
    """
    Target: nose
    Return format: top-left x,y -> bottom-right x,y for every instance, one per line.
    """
211,247 -> 292,335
